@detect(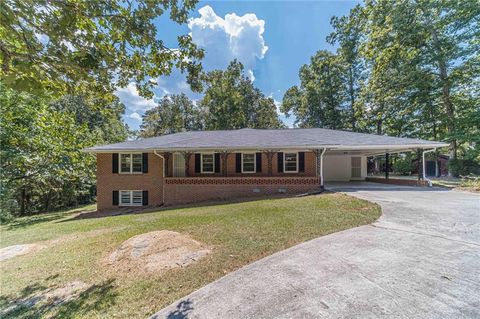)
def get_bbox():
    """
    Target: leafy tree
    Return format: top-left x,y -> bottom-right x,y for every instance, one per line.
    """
51,95 -> 128,142
359,0 -> 480,159
0,84 -> 128,219
140,93 -> 203,137
0,0 -> 204,98
328,5 -> 366,131
281,50 -> 345,129
200,60 -> 283,130
392,156 -> 414,176
448,159 -> 480,177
